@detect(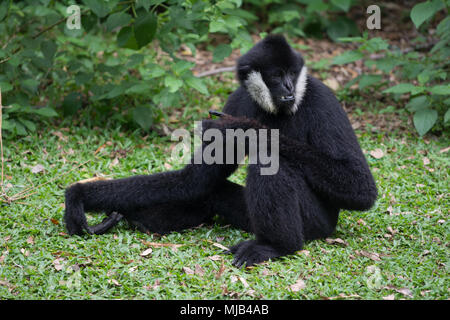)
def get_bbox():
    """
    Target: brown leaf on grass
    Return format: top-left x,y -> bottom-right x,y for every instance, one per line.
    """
325,293 -> 361,300
215,262 -> 226,279
208,255 -> 222,261
382,294 -> 395,300
140,248 -> 153,257
422,157 -> 430,166
325,238 -> 348,246
20,248 -> 30,257
26,236 -> 34,245
31,164 -> 45,174
195,264 -> 205,277
289,278 -> 306,292
206,240 -> 229,251
0,279 -> 16,291
182,266 -> 195,275
52,131 -> 68,141
108,279 -> 121,286
369,148 -> 384,159
50,218 -> 60,225
384,285 -> 413,298
355,250 -> 381,261
140,240 -> 183,249
144,279 -> 161,291
239,276 -> 249,288
52,258 -> 65,271
439,146 -> 450,153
